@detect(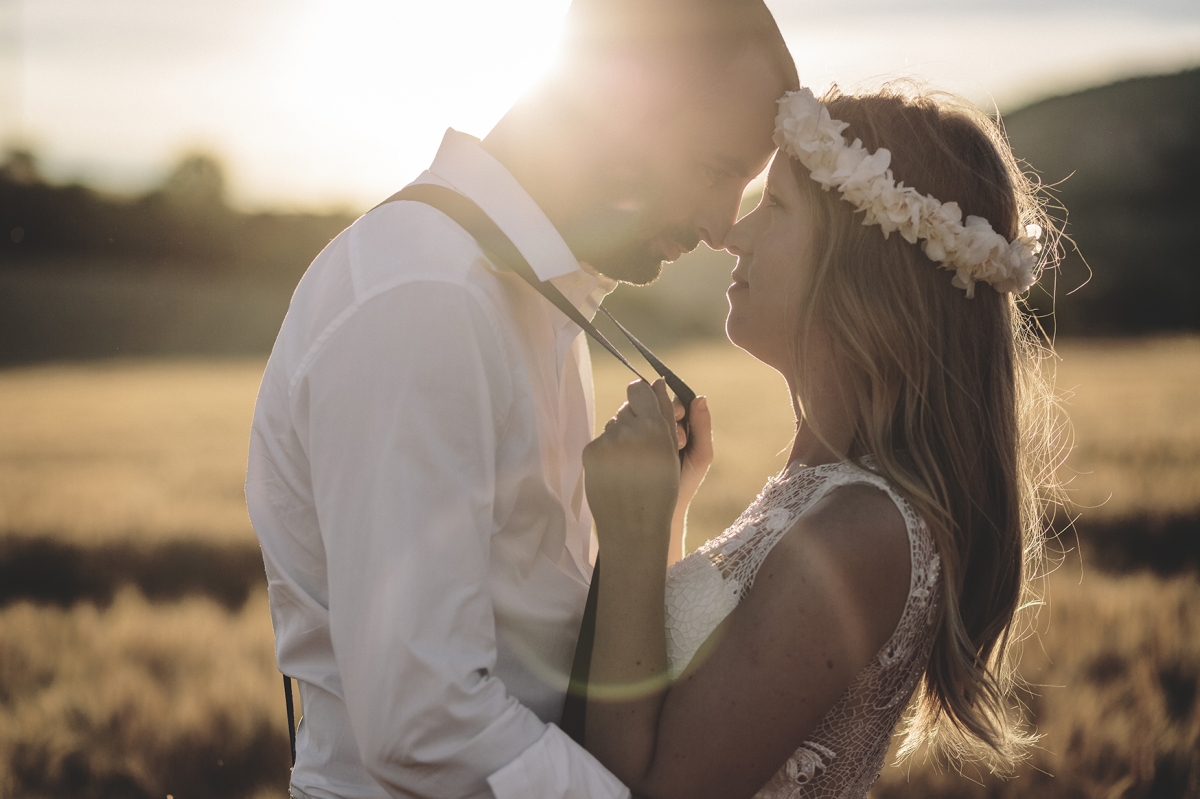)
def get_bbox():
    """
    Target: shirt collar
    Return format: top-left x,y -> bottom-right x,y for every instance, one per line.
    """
424,128 -> 582,284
